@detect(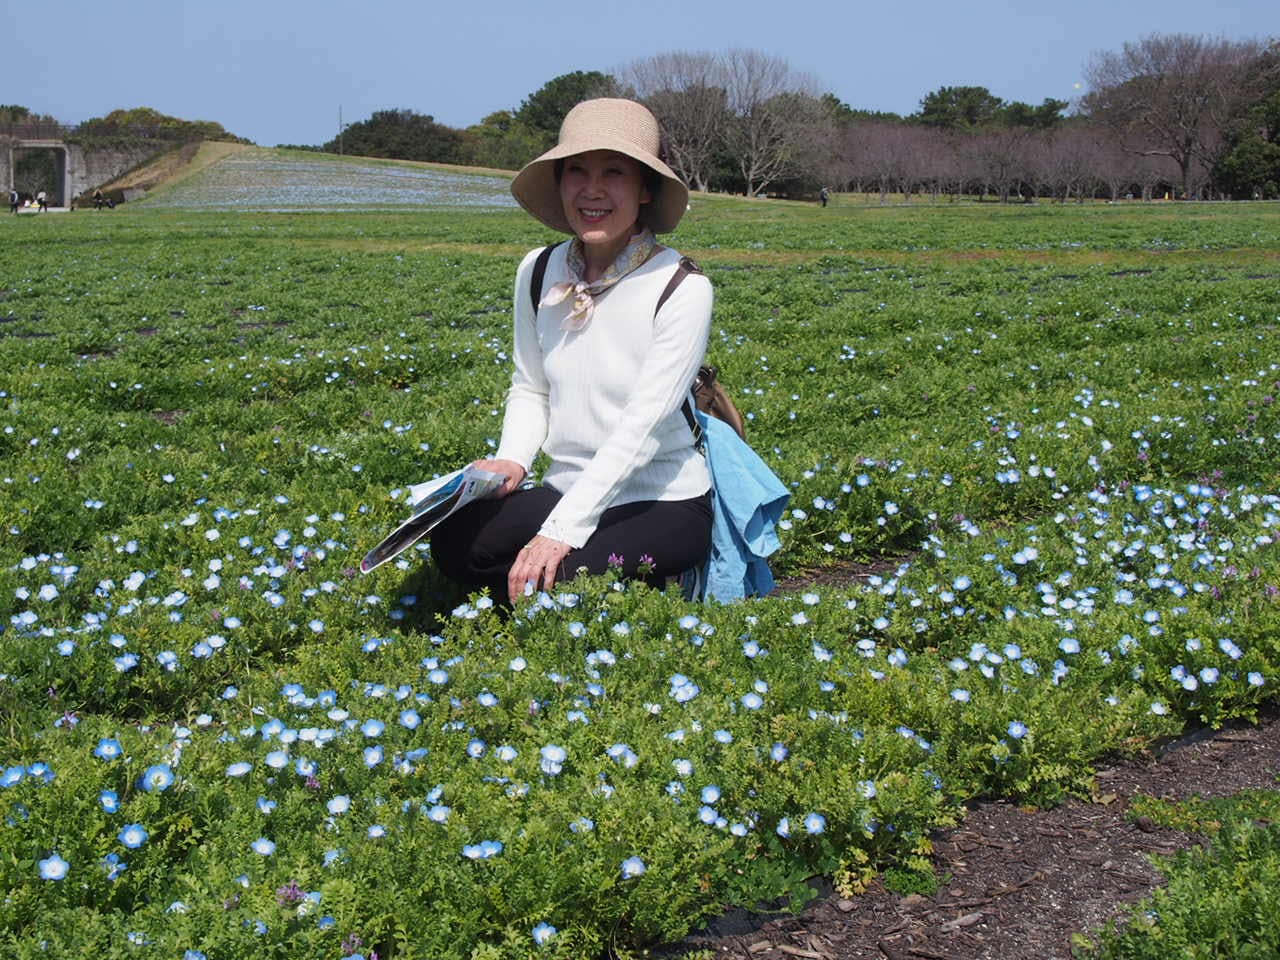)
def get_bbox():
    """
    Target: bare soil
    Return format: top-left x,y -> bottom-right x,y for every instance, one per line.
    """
666,703 -> 1280,960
